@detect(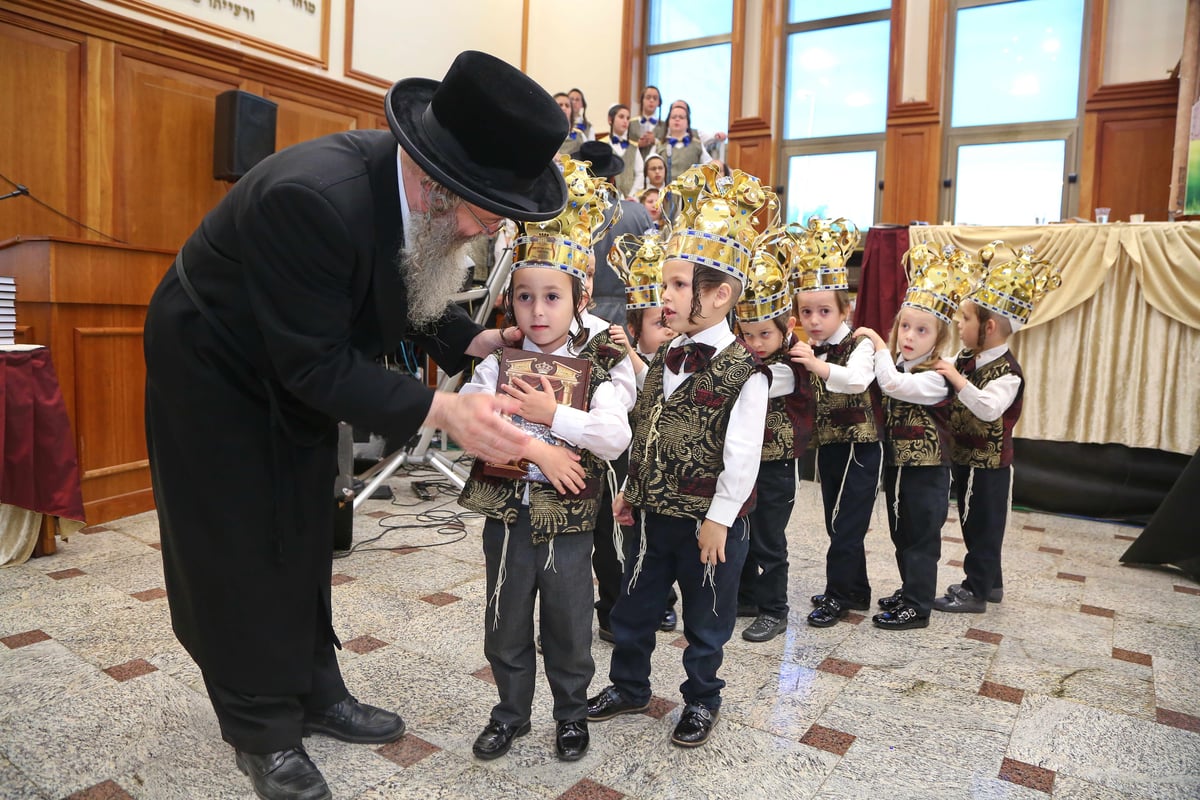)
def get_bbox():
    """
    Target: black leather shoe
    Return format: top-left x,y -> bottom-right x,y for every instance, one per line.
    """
587,685 -> 650,721
302,695 -> 405,744
810,593 -> 869,611
555,719 -> 589,761
742,614 -> 787,642
877,588 -> 904,610
472,718 -> 531,760
660,607 -> 678,632
950,582 -> 1004,603
235,748 -> 331,800
933,584 -> 986,613
807,597 -> 848,628
670,703 -> 718,747
872,604 -> 929,630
